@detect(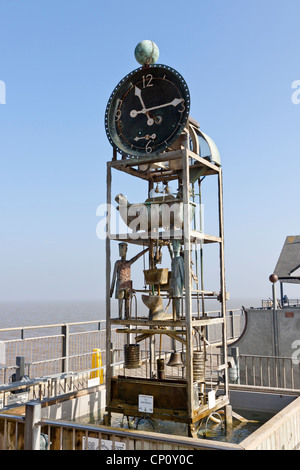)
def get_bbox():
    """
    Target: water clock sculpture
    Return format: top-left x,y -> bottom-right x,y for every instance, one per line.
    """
103,41 -> 231,437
